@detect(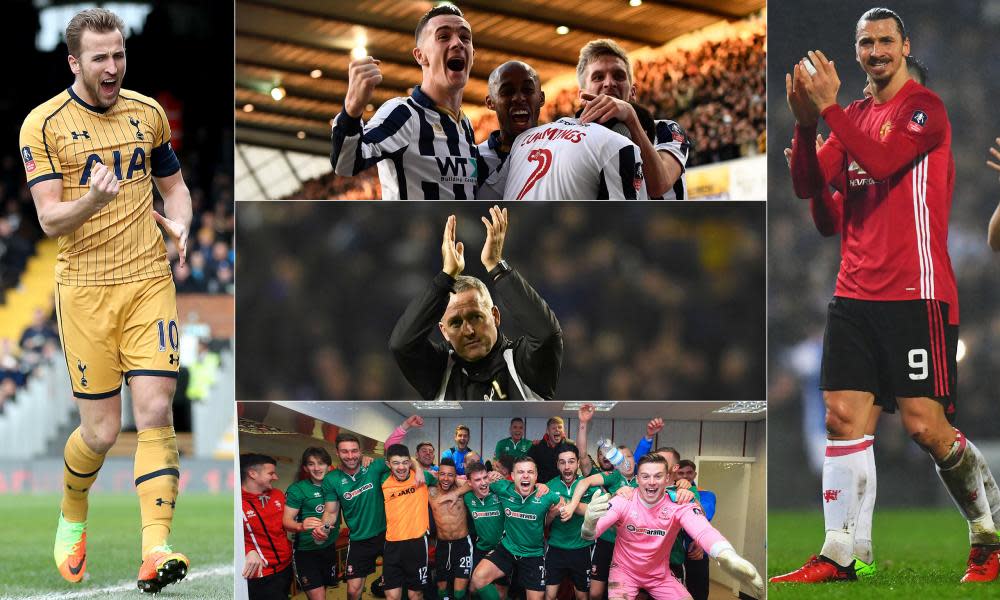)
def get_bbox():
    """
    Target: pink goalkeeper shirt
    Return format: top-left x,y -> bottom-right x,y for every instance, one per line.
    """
594,490 -> 728,579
